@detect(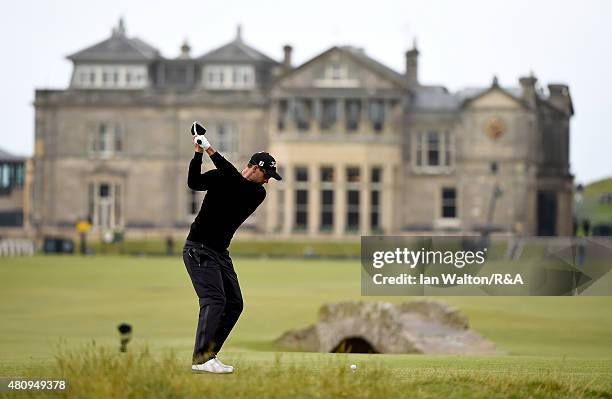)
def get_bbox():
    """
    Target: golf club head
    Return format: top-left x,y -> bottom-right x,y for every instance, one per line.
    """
191,121 -> 207,136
